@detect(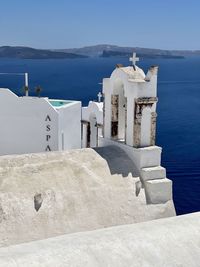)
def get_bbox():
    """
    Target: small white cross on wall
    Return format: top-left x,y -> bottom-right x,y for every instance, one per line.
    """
97,92 -> 103,102
129,52 -> 139,67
